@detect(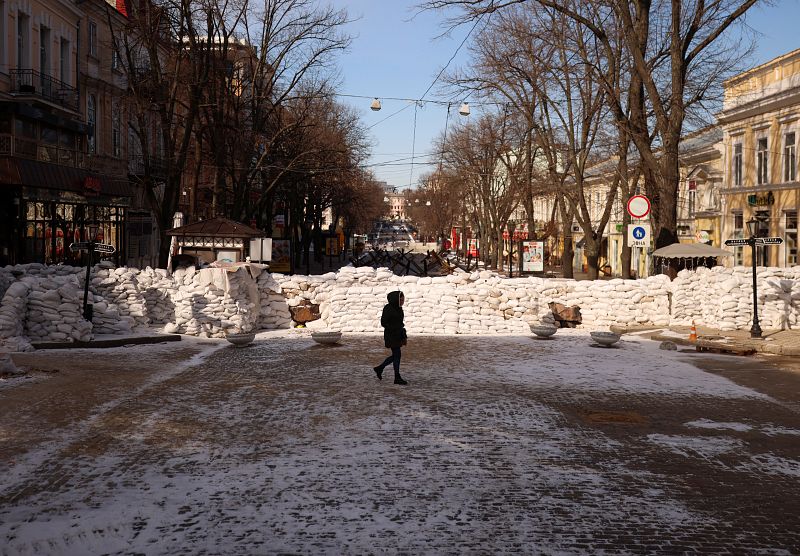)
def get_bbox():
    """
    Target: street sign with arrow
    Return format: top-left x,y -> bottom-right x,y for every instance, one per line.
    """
725,237 -> 783,246
93,243 -> 117,254
69,242 -> 116,254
